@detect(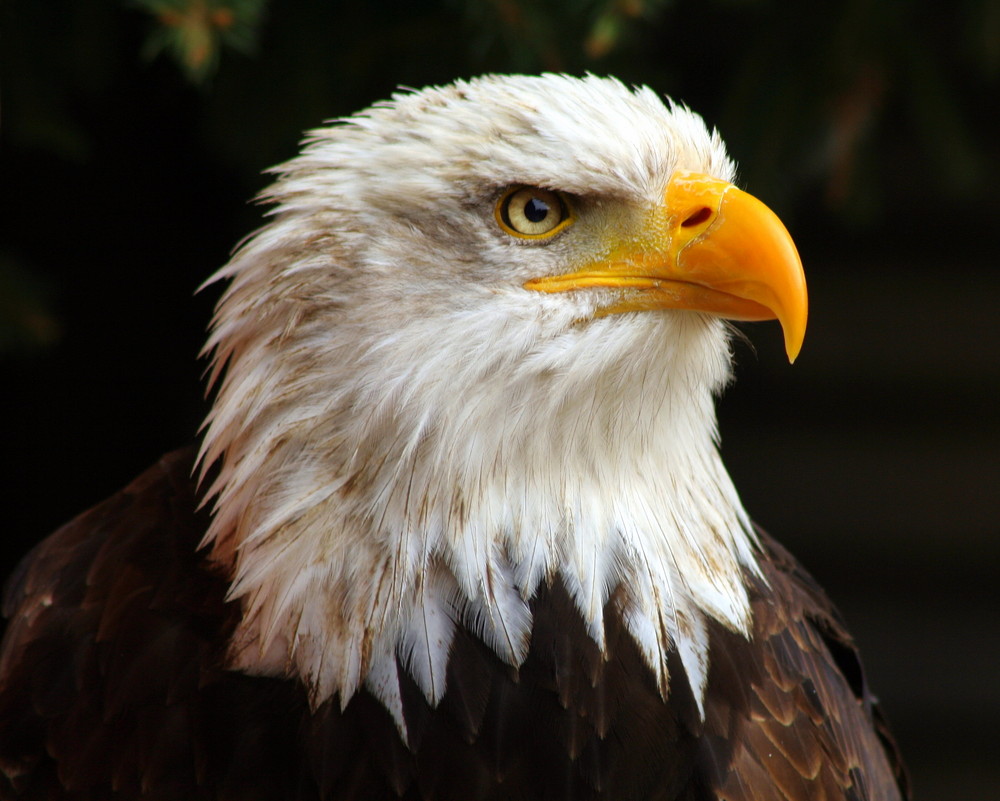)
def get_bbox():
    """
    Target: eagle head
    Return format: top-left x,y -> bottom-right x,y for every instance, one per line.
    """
198,74 -> 807,725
